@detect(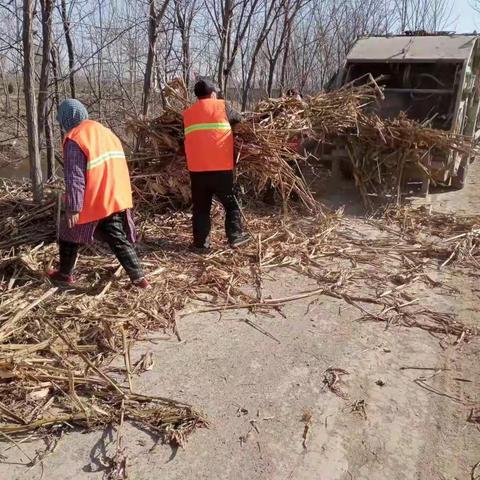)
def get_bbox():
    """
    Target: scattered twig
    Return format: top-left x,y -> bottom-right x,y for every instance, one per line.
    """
241,319 -> 281,344
301,411 -> 312,449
